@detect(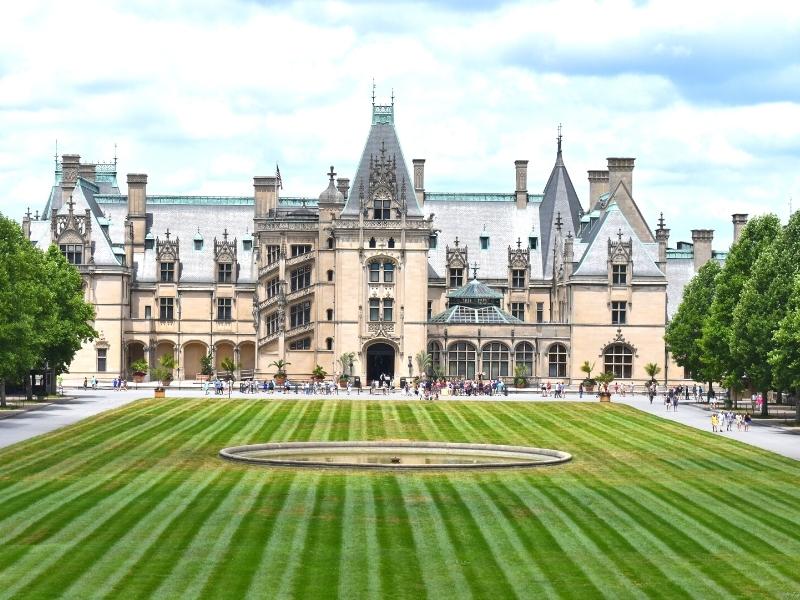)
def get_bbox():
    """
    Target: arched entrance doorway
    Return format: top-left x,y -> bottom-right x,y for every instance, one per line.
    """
366,343 -> 395,385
